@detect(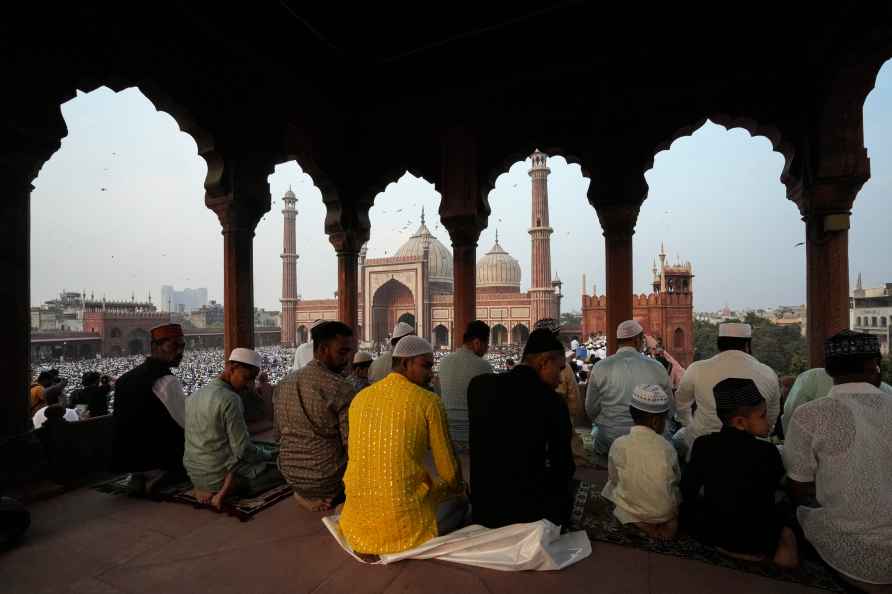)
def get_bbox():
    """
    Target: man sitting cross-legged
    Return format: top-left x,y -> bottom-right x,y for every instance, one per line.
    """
339,335 -> 466,555
184,348 -> 280,509
274,321 -> 357,512
468,328 -> 576,528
